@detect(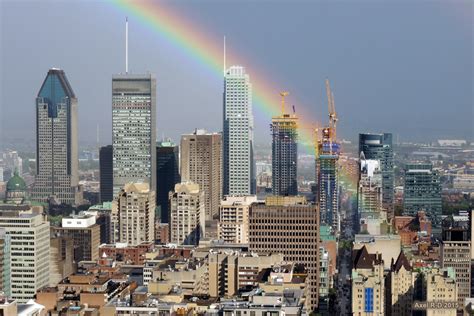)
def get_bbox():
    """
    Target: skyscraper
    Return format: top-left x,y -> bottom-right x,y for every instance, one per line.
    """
32,68 -> 81,205
403,163 -> 442,229
316,127 -> 340,231
271,92 -> 298,196
112,74 -> 156,196
99,145 -> 113,202
156,141 -> 180,223
223,66 -> 254,195
359,133 -> 394,219
180,130 -> 222,220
